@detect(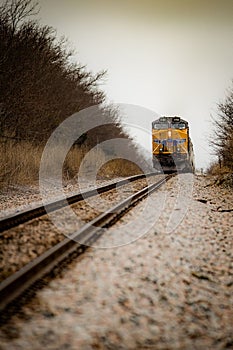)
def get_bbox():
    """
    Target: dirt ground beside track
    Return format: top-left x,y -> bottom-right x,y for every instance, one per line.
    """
0,174 -> 232,350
